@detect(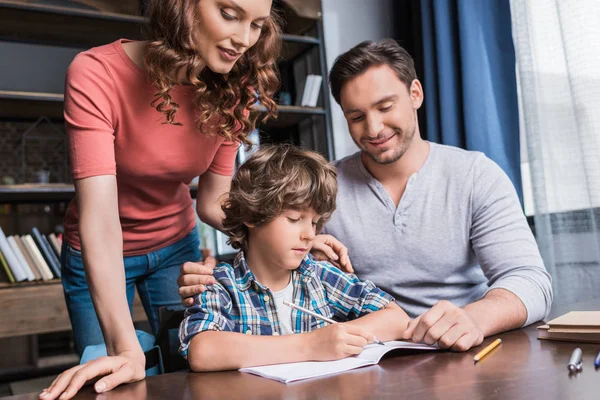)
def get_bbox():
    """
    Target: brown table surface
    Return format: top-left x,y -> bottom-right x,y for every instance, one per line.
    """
6,302 -> 600,400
